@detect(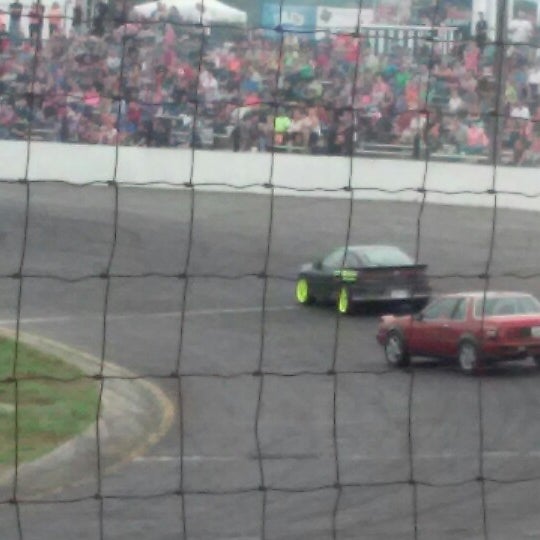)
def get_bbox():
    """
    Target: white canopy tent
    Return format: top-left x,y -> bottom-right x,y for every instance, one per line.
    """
133,0 -> 247,26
